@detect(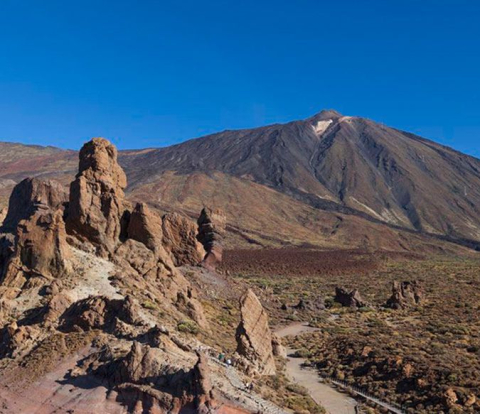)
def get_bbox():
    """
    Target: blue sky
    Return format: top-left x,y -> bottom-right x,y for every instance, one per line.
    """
0,1 -> 479,156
